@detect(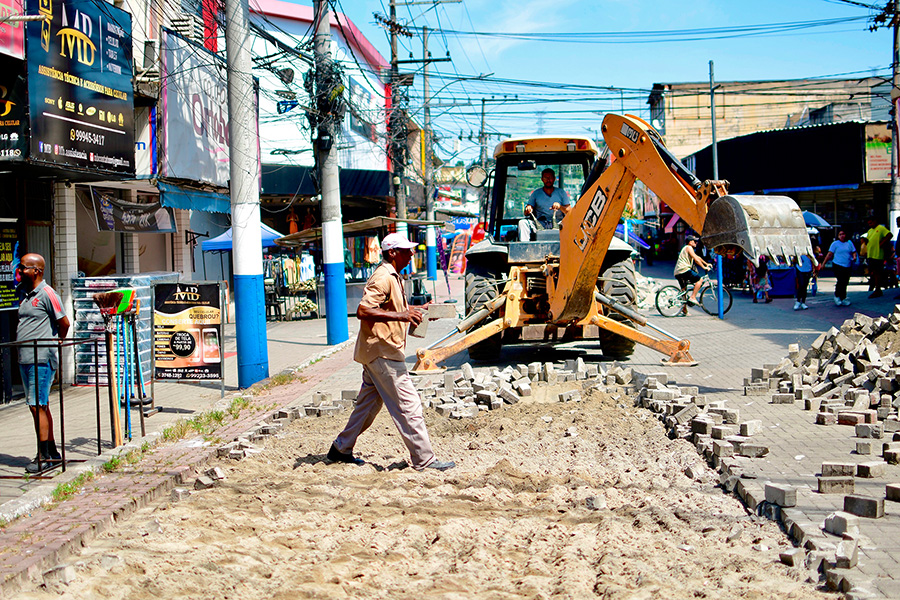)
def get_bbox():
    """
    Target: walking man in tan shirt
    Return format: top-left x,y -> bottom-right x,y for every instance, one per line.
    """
328,233 -> 455,471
